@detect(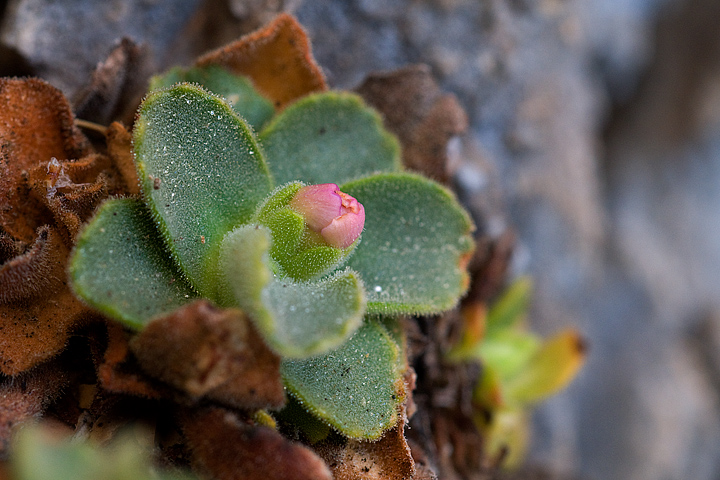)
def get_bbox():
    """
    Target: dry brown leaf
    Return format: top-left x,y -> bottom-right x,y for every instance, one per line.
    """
196,13 -> 326,109
0,287 -> 91,376
0,79 -> 121,376
96,322 -> 163,400
355,64 -> 468,183
0,78 -> 90,243
131,300 -> 285,410
0,362 -> 67,457
0,225 -> 91,376
182,407 -> 333,480
316,413 -> 416,480
0,226 -> 66,304
73,38 -> 148,126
